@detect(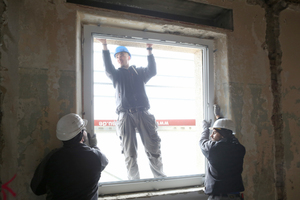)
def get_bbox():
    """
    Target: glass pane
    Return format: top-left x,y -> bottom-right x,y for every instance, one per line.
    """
93,42 -> 205,182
